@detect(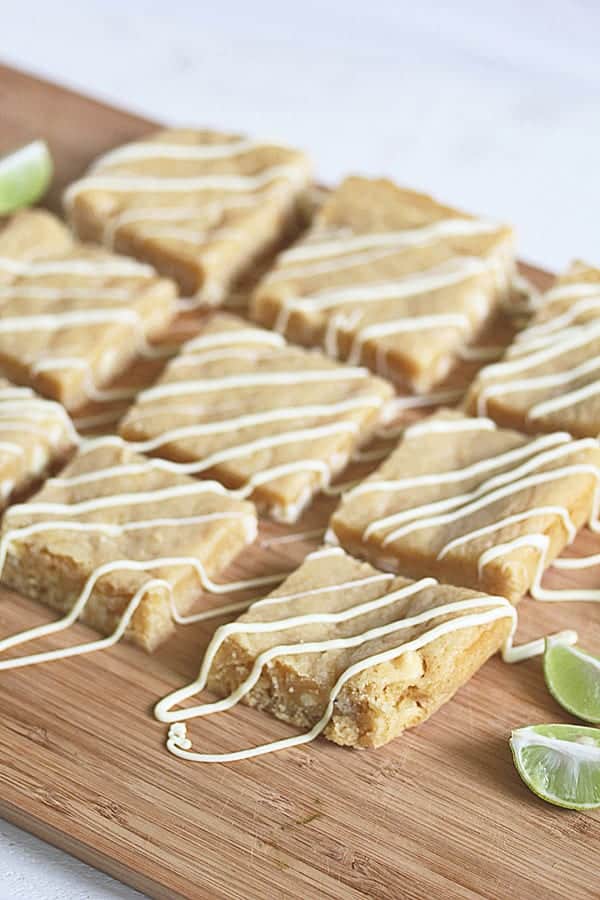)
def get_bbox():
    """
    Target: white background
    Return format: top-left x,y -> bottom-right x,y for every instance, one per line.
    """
2,1 -> 600,896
